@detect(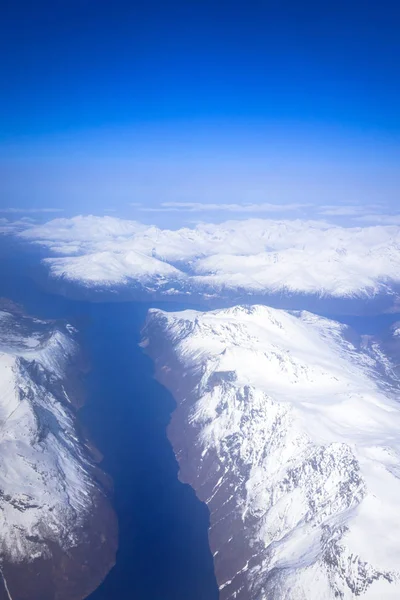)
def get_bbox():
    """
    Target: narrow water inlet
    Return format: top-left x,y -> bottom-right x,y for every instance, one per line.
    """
81,301 -> 219,600
0,240 -> 219,600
